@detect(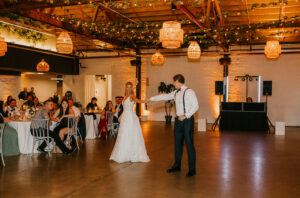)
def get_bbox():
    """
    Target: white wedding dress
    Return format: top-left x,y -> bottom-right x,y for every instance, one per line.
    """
110,97 -> 150,163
